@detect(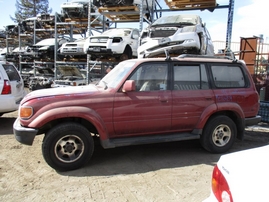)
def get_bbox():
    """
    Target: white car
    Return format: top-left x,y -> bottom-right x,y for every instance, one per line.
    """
138,14 -> 214,58
204,145 -> 269,202
59,38 -> 88,57
0,61 -> 26,116
61,0 -> 95,19
5,46 -> 28,61
26,38 -> 70,60
84,28 -> 140,61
